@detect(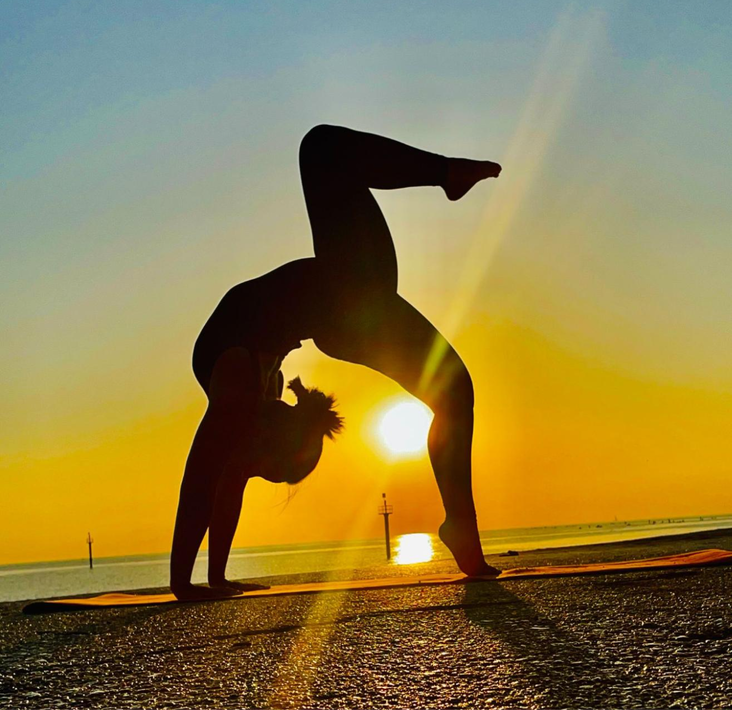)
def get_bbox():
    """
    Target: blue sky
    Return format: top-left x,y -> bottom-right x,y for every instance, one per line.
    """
2,1 -> 732,560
